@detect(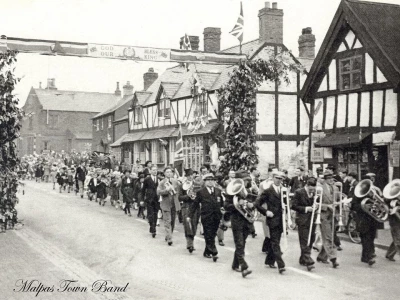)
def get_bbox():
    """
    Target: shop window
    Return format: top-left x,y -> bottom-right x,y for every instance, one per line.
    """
339,55 -> 362,91
134,106 -> 142,124
337,148 -> 368,179
198,93 -> 208,116
158,99 -> 170,119
183,136 -> 204,171
138,142 -> 146,164
157,141 -> 165,164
